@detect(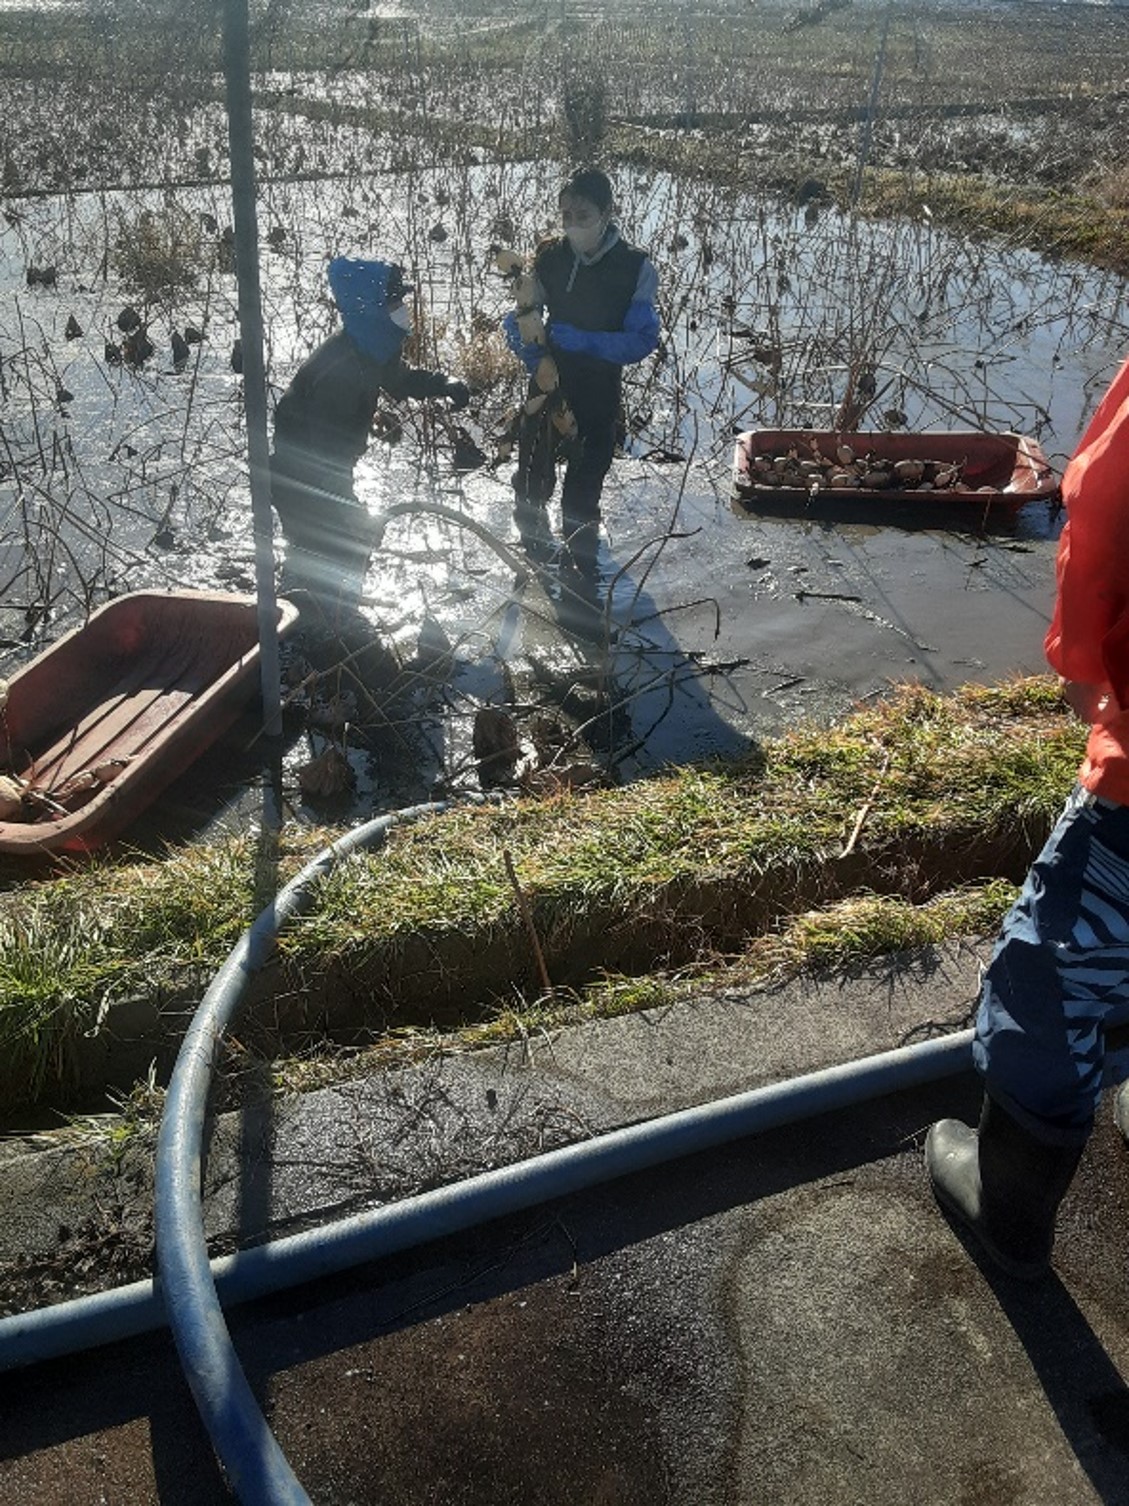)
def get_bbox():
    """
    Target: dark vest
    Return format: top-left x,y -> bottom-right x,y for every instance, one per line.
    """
273,331 -> 383,475
536,237 -> 646,333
